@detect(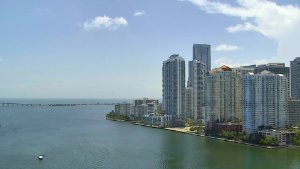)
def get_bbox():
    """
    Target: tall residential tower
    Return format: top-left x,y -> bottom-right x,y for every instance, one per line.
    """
162,54 -> 185,117
205,66 -> 243,128
243,71 -> 288,134
187,59 -> 206,120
